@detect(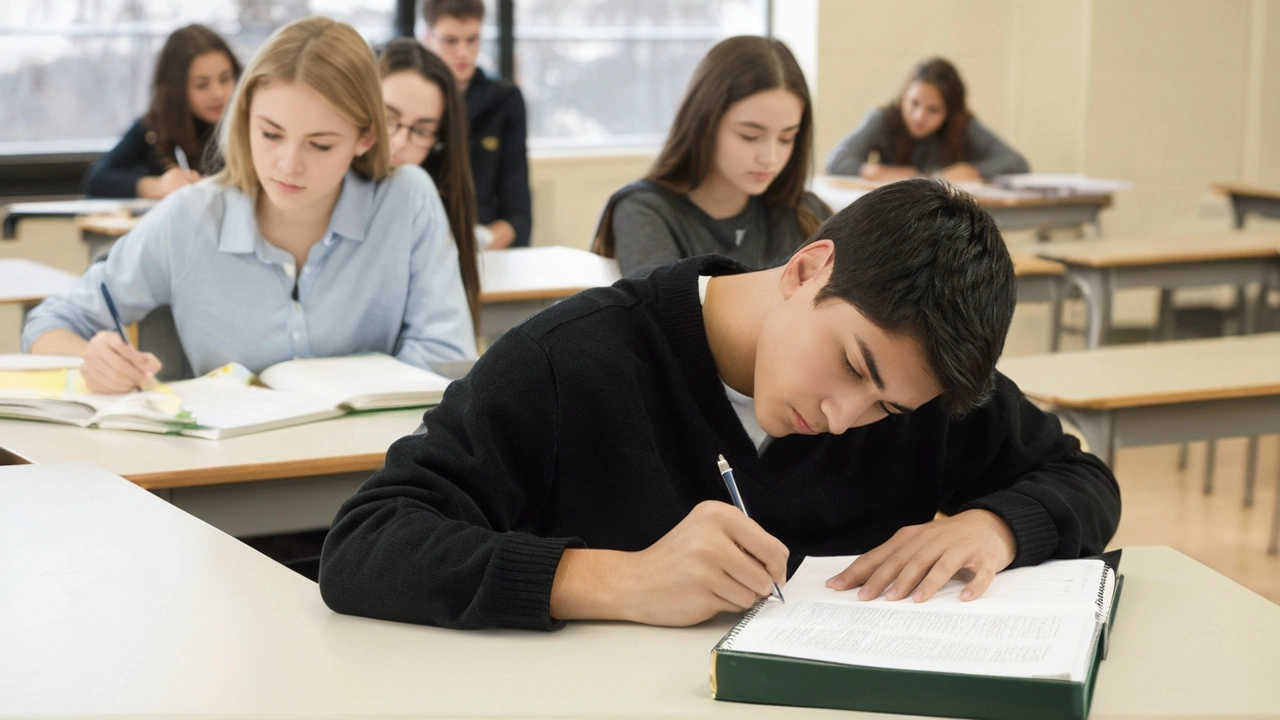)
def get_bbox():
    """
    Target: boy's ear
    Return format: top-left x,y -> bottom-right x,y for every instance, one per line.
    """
780,239 -> 835,300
